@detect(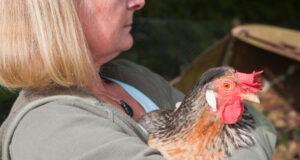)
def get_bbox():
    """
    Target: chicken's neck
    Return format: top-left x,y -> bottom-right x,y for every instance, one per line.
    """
149,101 -> 256,159
148,105 -> 225,159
